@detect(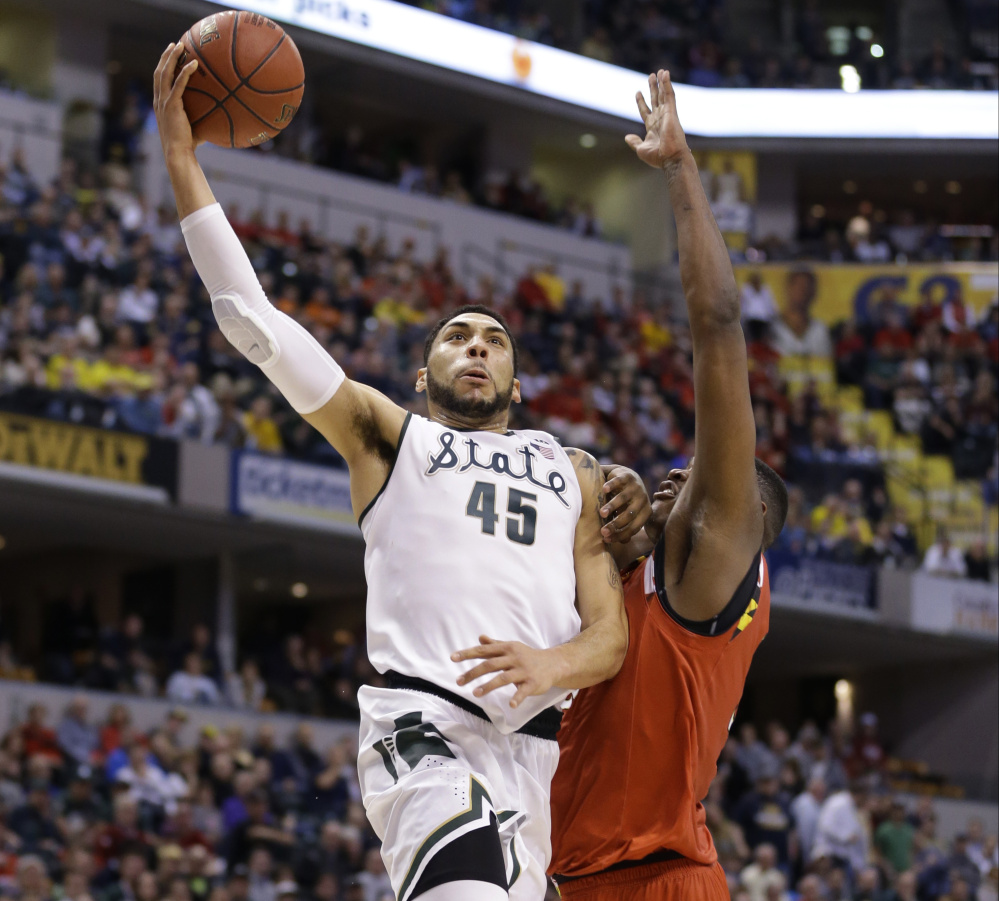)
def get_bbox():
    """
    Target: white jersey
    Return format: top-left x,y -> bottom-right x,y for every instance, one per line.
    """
360,413 -> 583,734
